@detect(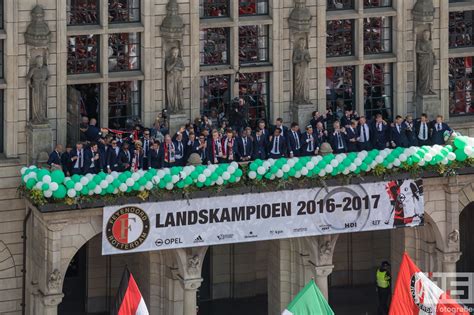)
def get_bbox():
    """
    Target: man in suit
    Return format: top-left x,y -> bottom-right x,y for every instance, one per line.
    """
390,115 -> 409,148
118,142 -> 133,172
301,125 -> 319,156
288,122 -> 302,158
372,114 -> 389,150
47,144 -> 63,171
309,111 -> 325,130
70,142 -> 84,175
106,139 -> 121,173
357,116 -> 373,151
272,118 -> 289,138
163,134 -> 177,168
185,132 -> 200,161
346,120 -> 359,152
415,113 -> 430,146
83,143 -> 100,174
236,128 -> 254,162
84,118 -> 102,142
341,109 -> 358,128
61,144 -> 73,176
256,120 -> 270,141
149,141 -> 164,169
431,115 -> 451,145
253,128 -> 268,160
115,132 -> 125,147
330,121 -> 348,154
174,132 -> 186,166
207,129 -> 223,164
221,129 -> 237,162
196,133 -> 208,164
314,122 -> 328,144
267,128 -> 287,159
404,115 -> 417,147
141,129 -> 153,170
